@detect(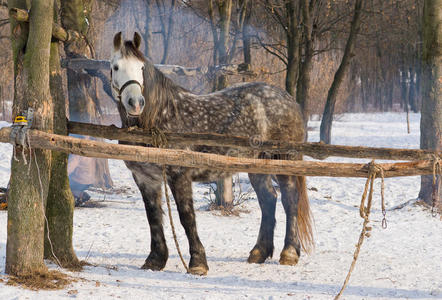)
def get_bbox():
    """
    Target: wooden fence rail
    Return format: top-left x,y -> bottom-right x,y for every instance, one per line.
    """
61,58 -> 255,77
0,127 -> 436,178
68,121 -> 441,161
